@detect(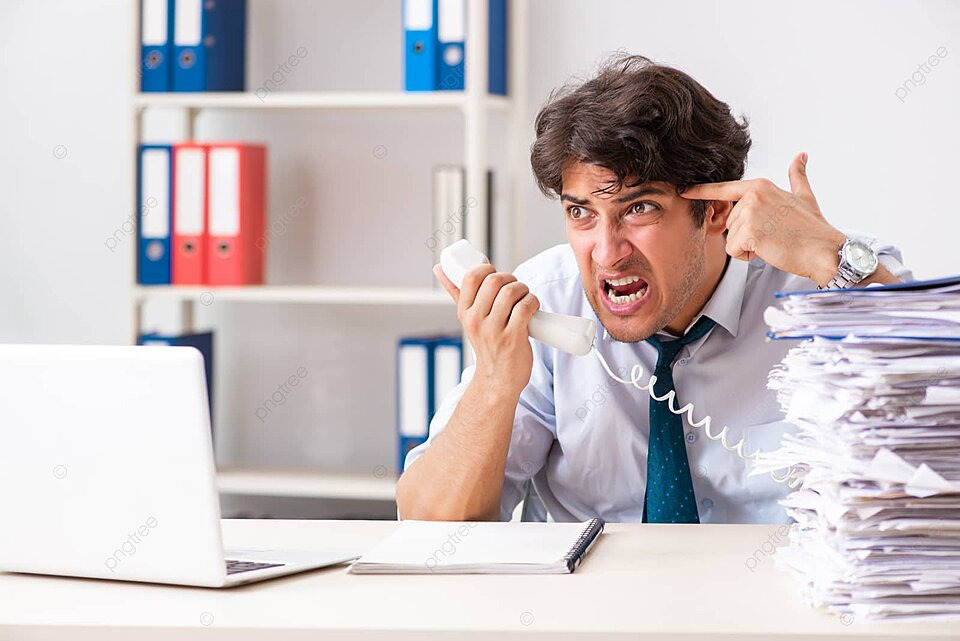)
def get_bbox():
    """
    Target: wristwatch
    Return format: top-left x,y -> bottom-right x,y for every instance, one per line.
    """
821,238 -> 879,290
